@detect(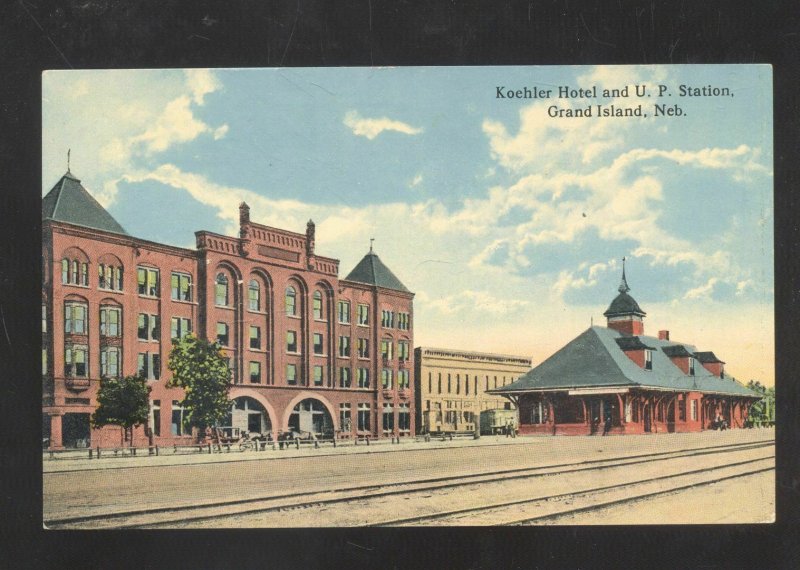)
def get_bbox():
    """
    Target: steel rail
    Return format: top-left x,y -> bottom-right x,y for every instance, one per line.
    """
45,438 -> 774,529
